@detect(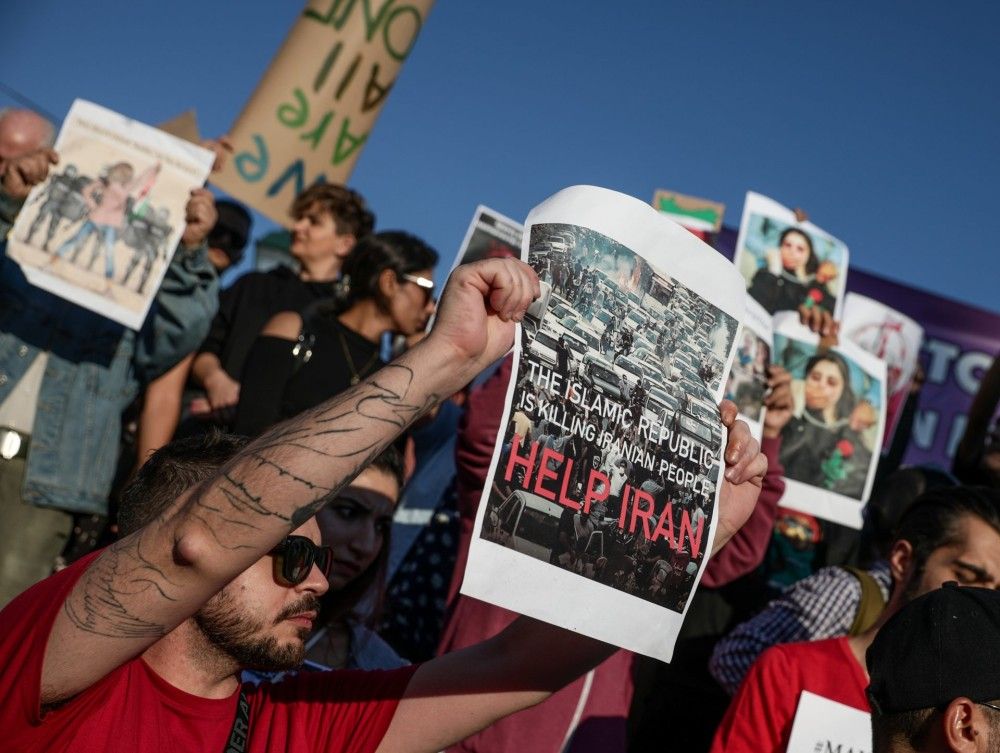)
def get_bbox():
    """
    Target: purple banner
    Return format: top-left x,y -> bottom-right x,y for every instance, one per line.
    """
716,227 -> 1000,470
